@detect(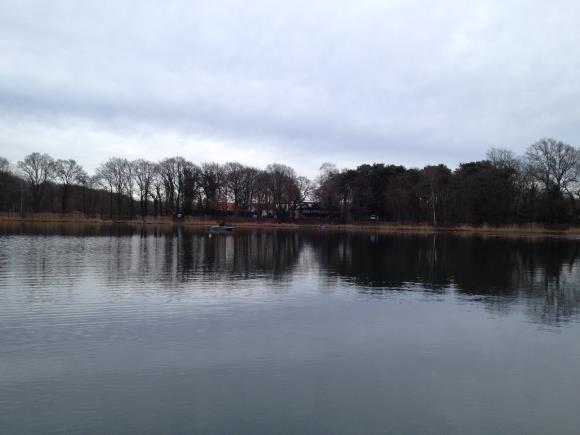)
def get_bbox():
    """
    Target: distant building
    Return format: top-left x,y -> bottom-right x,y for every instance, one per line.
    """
294,202 -> 327,219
